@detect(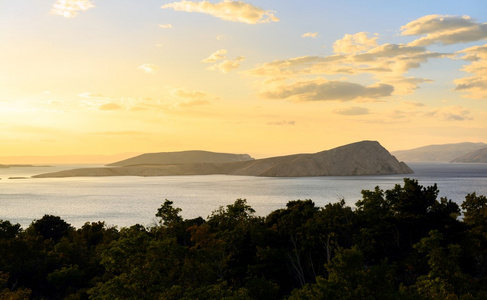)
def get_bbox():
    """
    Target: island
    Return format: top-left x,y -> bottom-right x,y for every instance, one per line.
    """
32,141 -> 413,178
451,147 -> 487,163
392,142 -> 487,162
